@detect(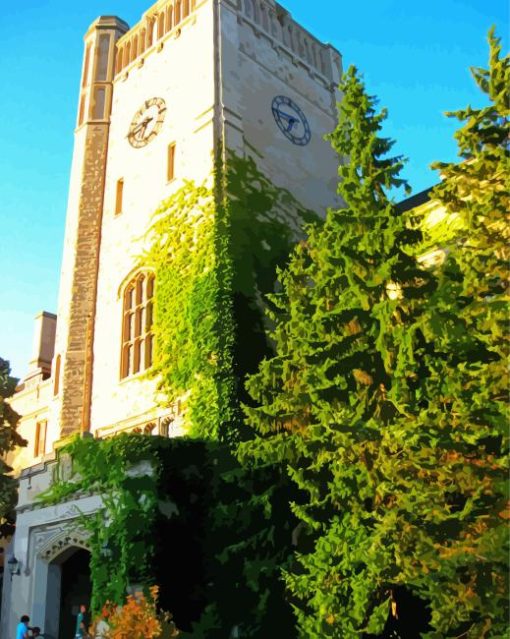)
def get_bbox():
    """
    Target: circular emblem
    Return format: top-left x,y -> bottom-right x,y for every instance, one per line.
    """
271,96 -> 311,146
128,97 -> 166,148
